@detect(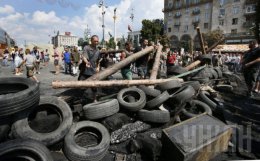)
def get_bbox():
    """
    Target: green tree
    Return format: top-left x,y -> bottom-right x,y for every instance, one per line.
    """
106,37 -> 116,49
140,19 -> 164,43
78,38 -> 89,49
203,29 -> 224,47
